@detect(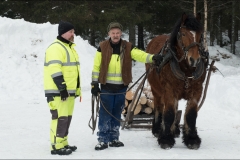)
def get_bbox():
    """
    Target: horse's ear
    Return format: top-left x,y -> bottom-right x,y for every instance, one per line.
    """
196,12 -> 201,21
181,12 -> 187,25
